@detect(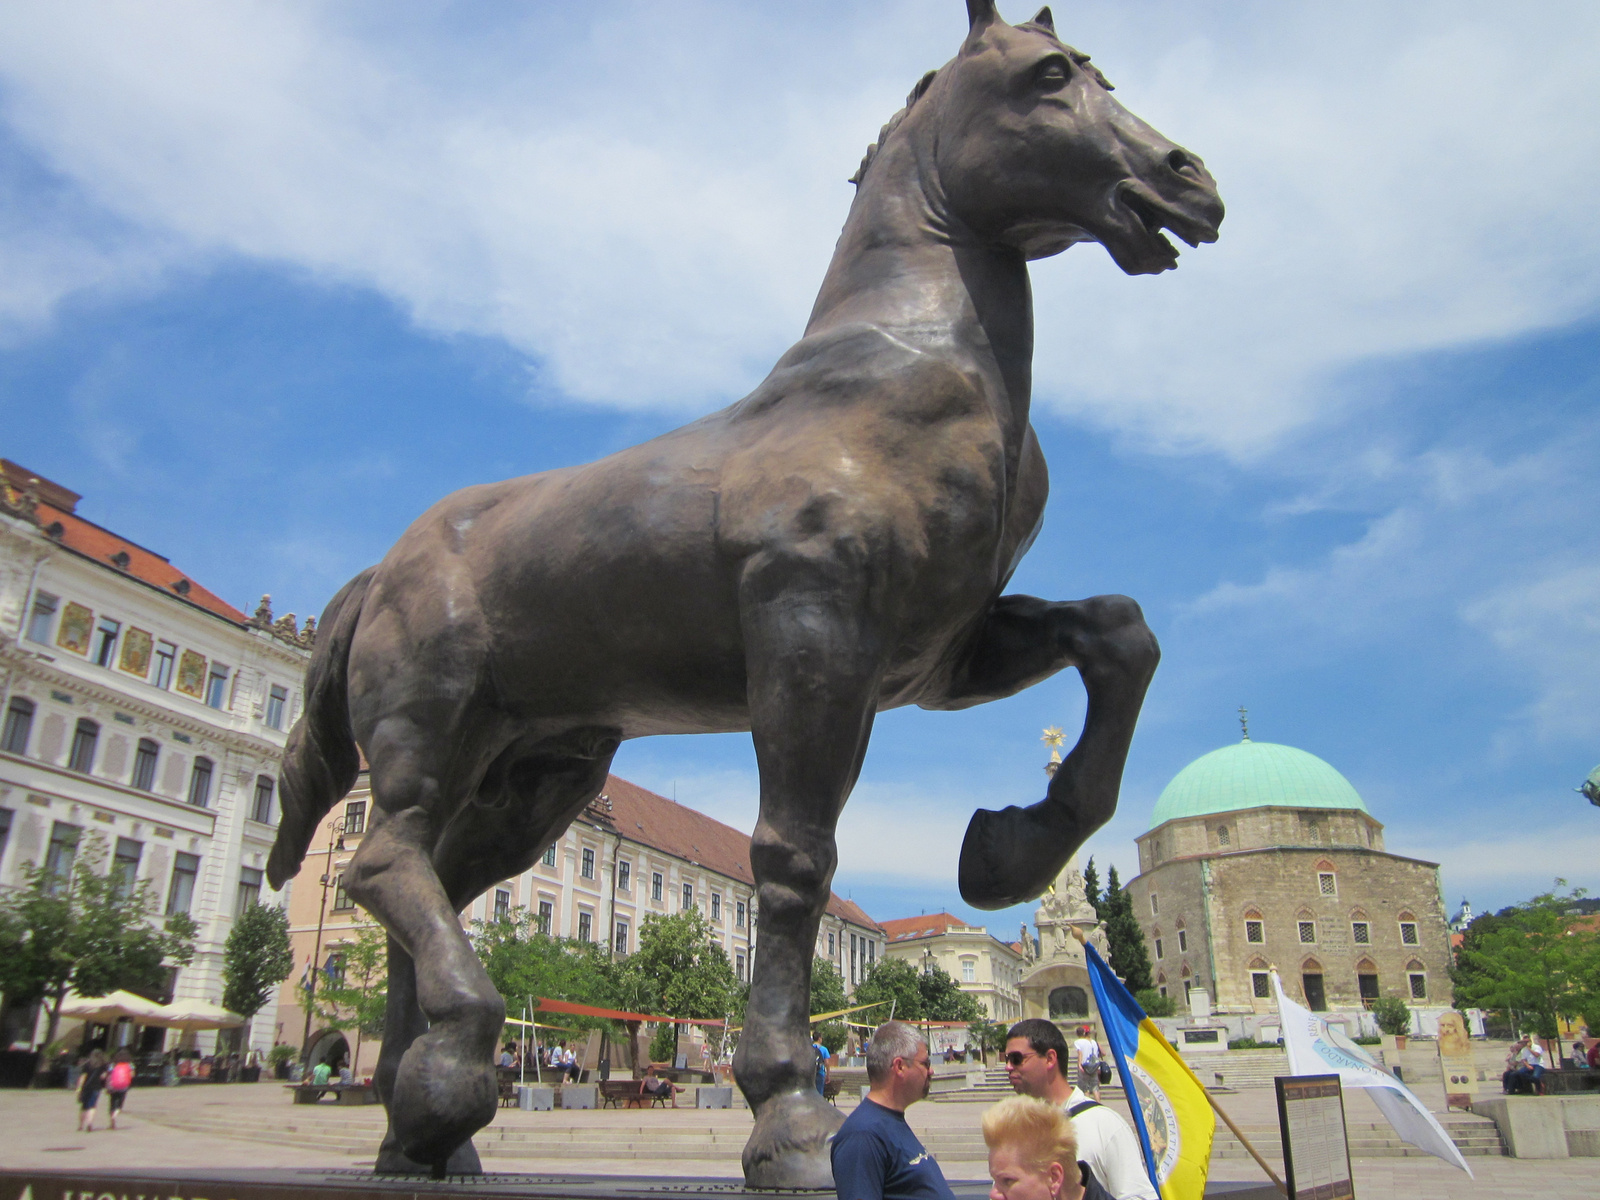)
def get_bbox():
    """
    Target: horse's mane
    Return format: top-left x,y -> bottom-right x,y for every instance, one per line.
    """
848,20 -> 1114,189
848,69 -> 939,187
